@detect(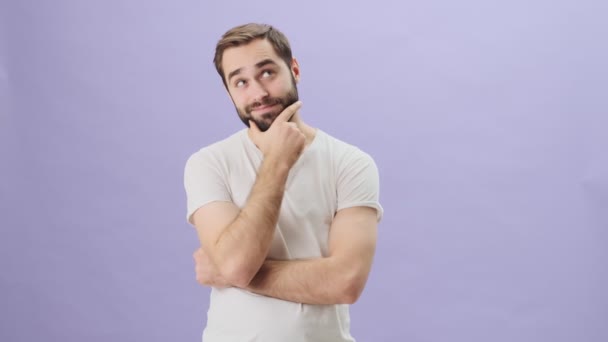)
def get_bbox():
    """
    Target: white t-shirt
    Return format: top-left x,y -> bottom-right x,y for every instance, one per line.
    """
184,128 -> 383,342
